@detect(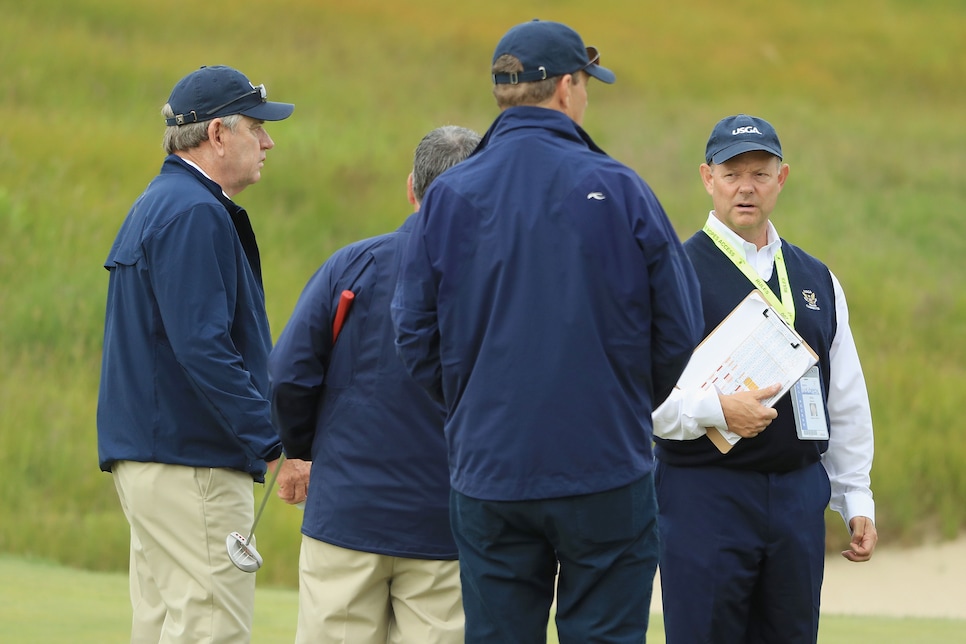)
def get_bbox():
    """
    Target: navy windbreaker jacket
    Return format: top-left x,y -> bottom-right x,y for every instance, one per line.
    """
269,215 -> 457,559
392,107 -> 703,501
97,155 -> 281,480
